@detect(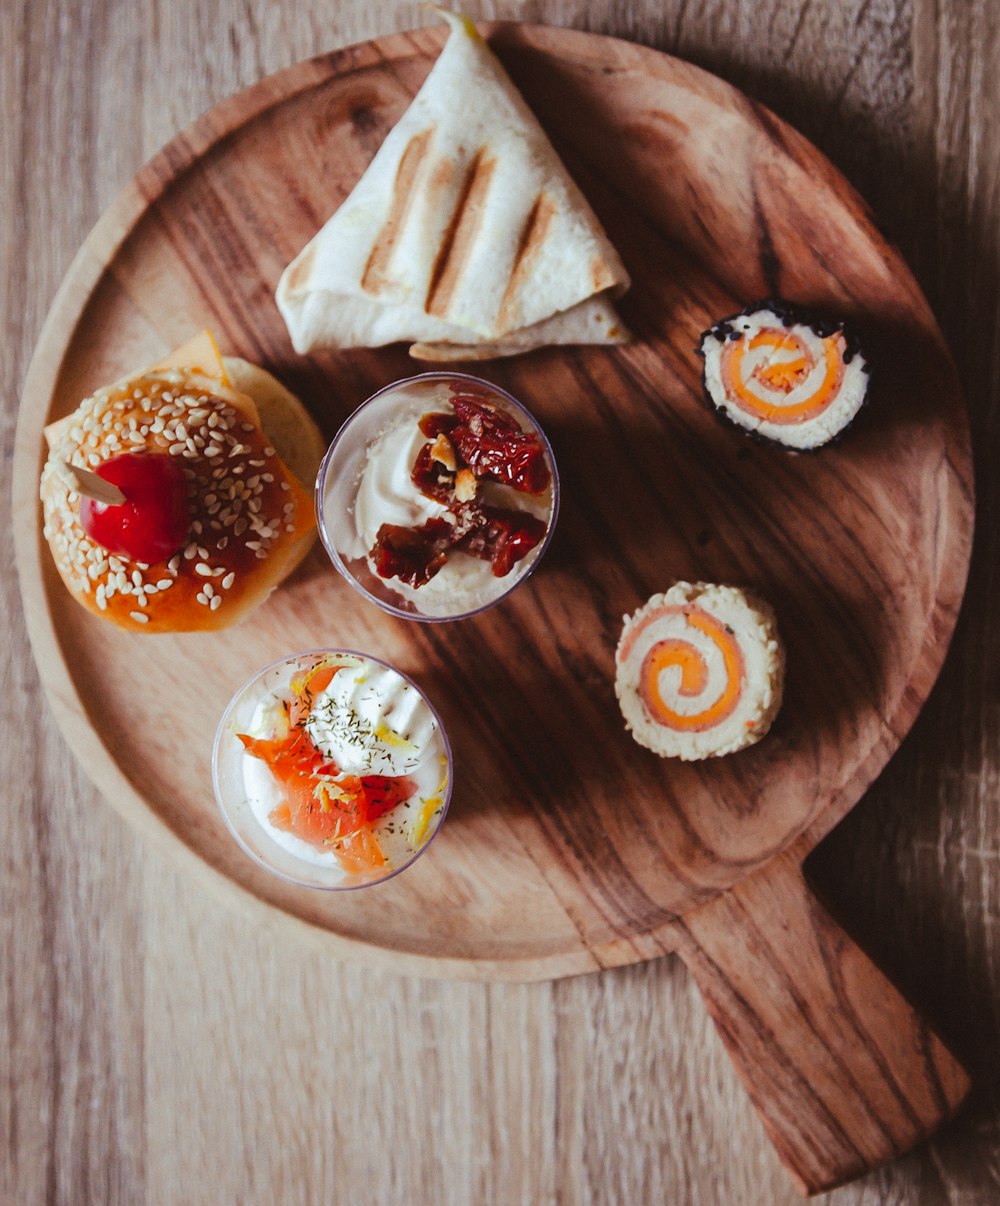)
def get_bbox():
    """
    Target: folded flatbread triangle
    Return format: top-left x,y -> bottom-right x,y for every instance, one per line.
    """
276,10 -> 630,360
